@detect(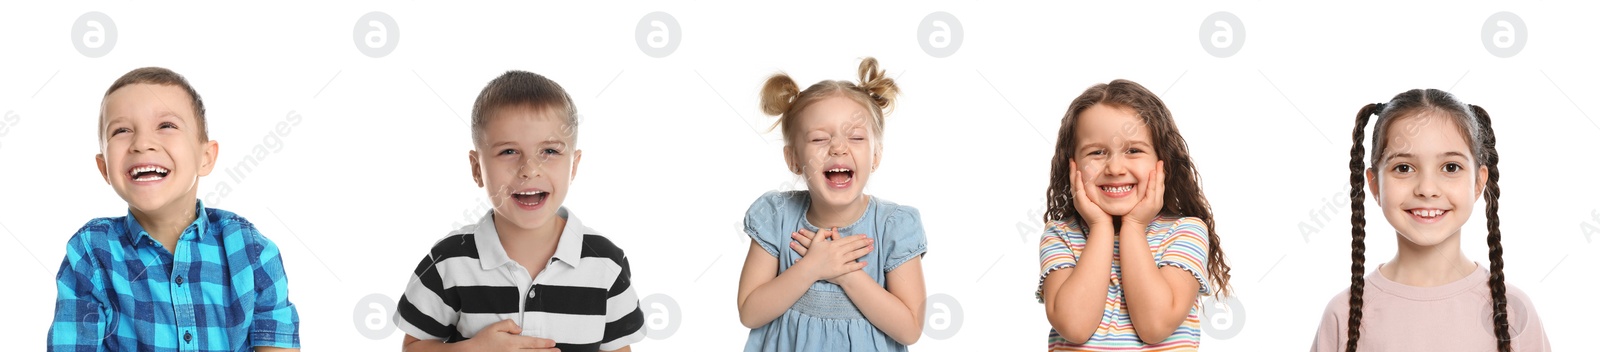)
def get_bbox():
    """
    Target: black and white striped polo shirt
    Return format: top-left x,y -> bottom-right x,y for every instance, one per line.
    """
395,207 -> 645,351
